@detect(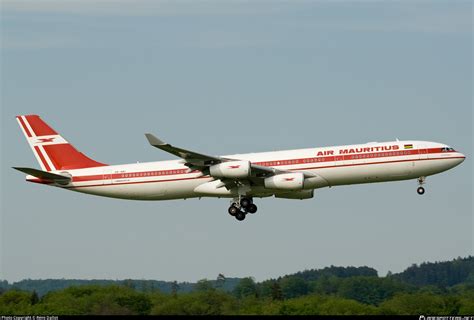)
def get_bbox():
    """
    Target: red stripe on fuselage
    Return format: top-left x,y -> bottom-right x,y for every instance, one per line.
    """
63,154 -> 464,189
71,169 -> 191,183
254,147 -> 451,167
69,148 -> 445,183
66,148 -> 452,184
289,156 -> 465,172
34,146 -> 453,186
66,176 -> 211,189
